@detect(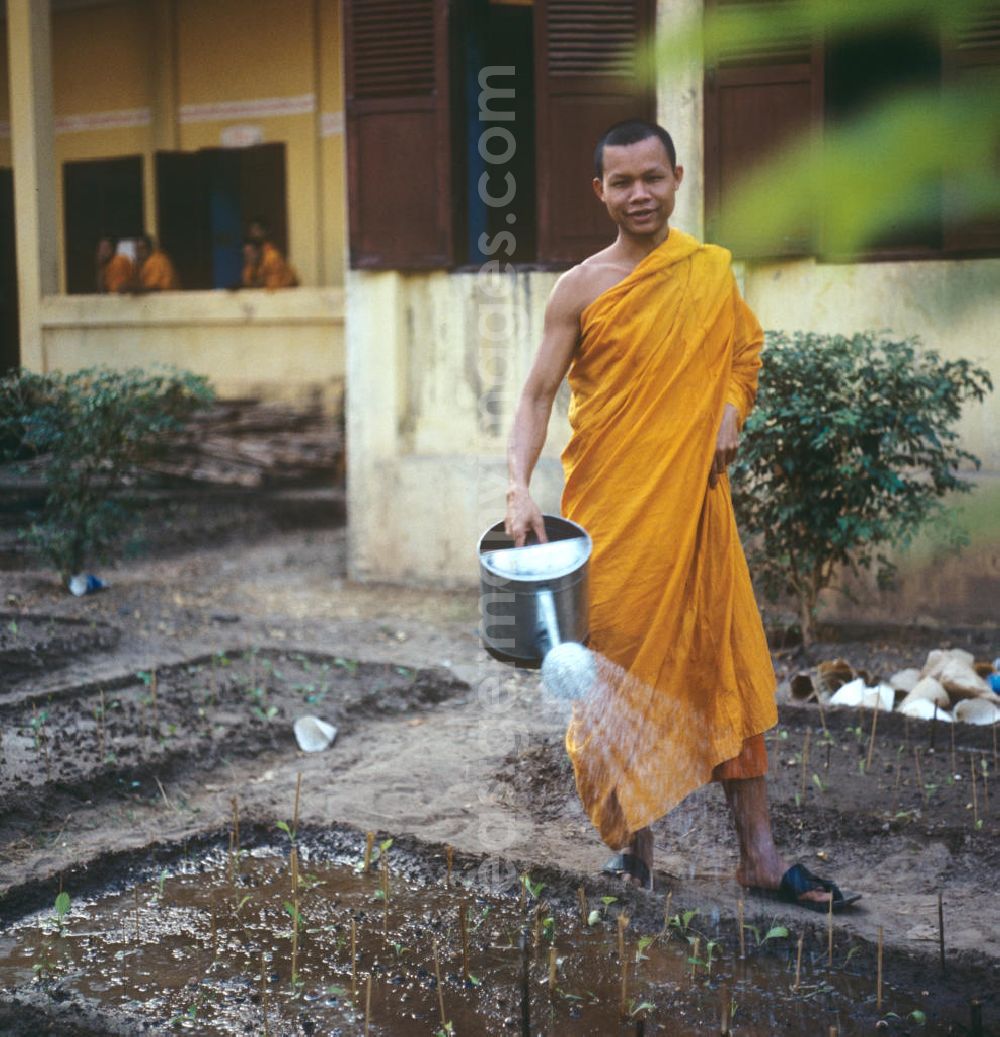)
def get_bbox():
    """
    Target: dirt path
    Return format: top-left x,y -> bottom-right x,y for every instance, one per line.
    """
2,518 -> 998,1028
